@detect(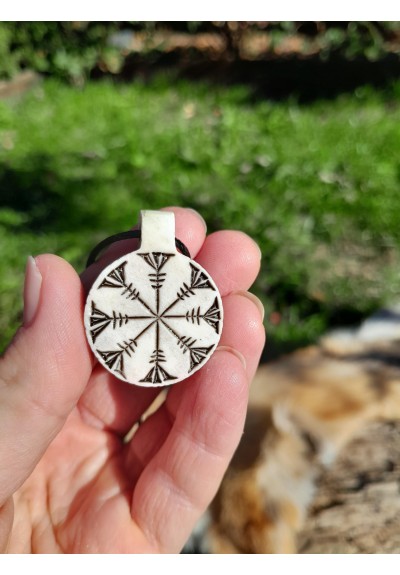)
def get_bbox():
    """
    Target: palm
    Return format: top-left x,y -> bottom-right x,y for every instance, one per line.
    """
3,208 -> 264,553
19,412 -> 153,553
